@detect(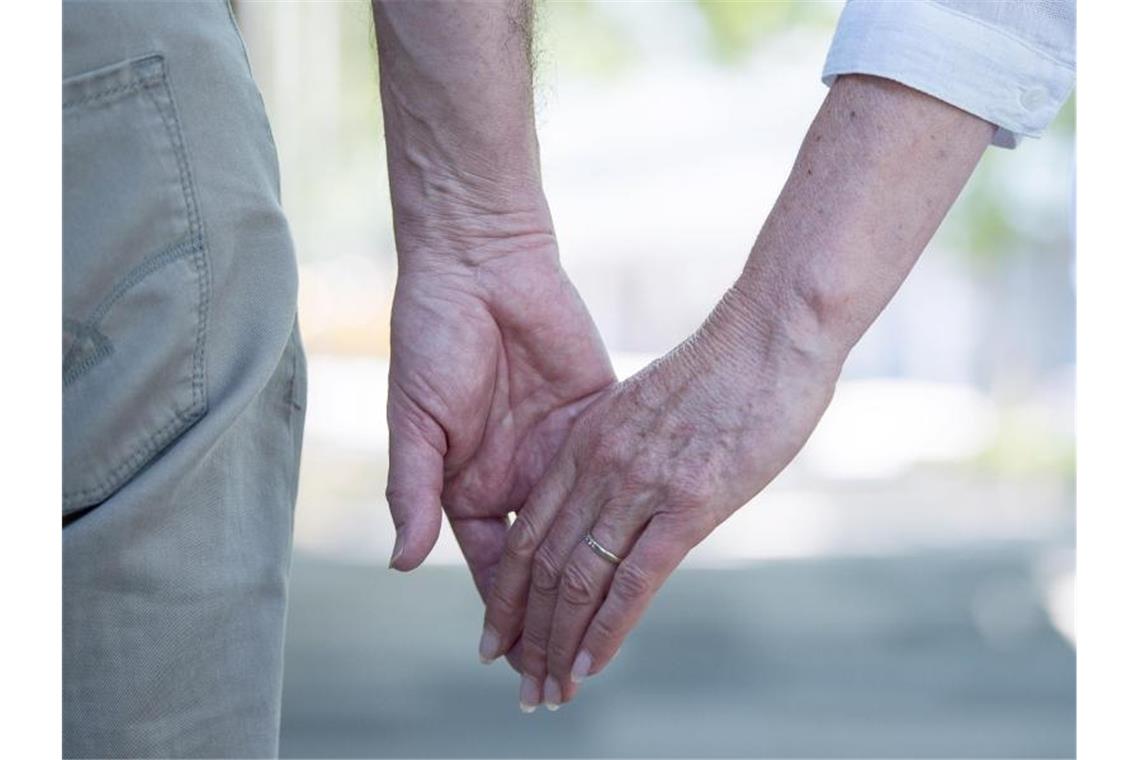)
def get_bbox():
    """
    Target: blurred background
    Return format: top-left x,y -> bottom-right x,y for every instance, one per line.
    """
234,2 -> 1075,757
